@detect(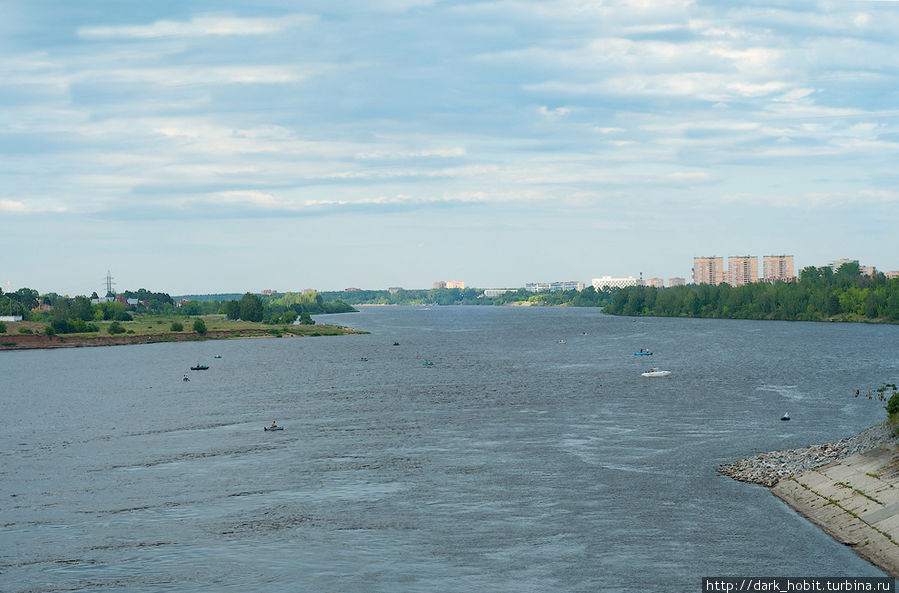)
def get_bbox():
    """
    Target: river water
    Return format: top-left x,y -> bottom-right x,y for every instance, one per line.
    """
1,306 -> 897,592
